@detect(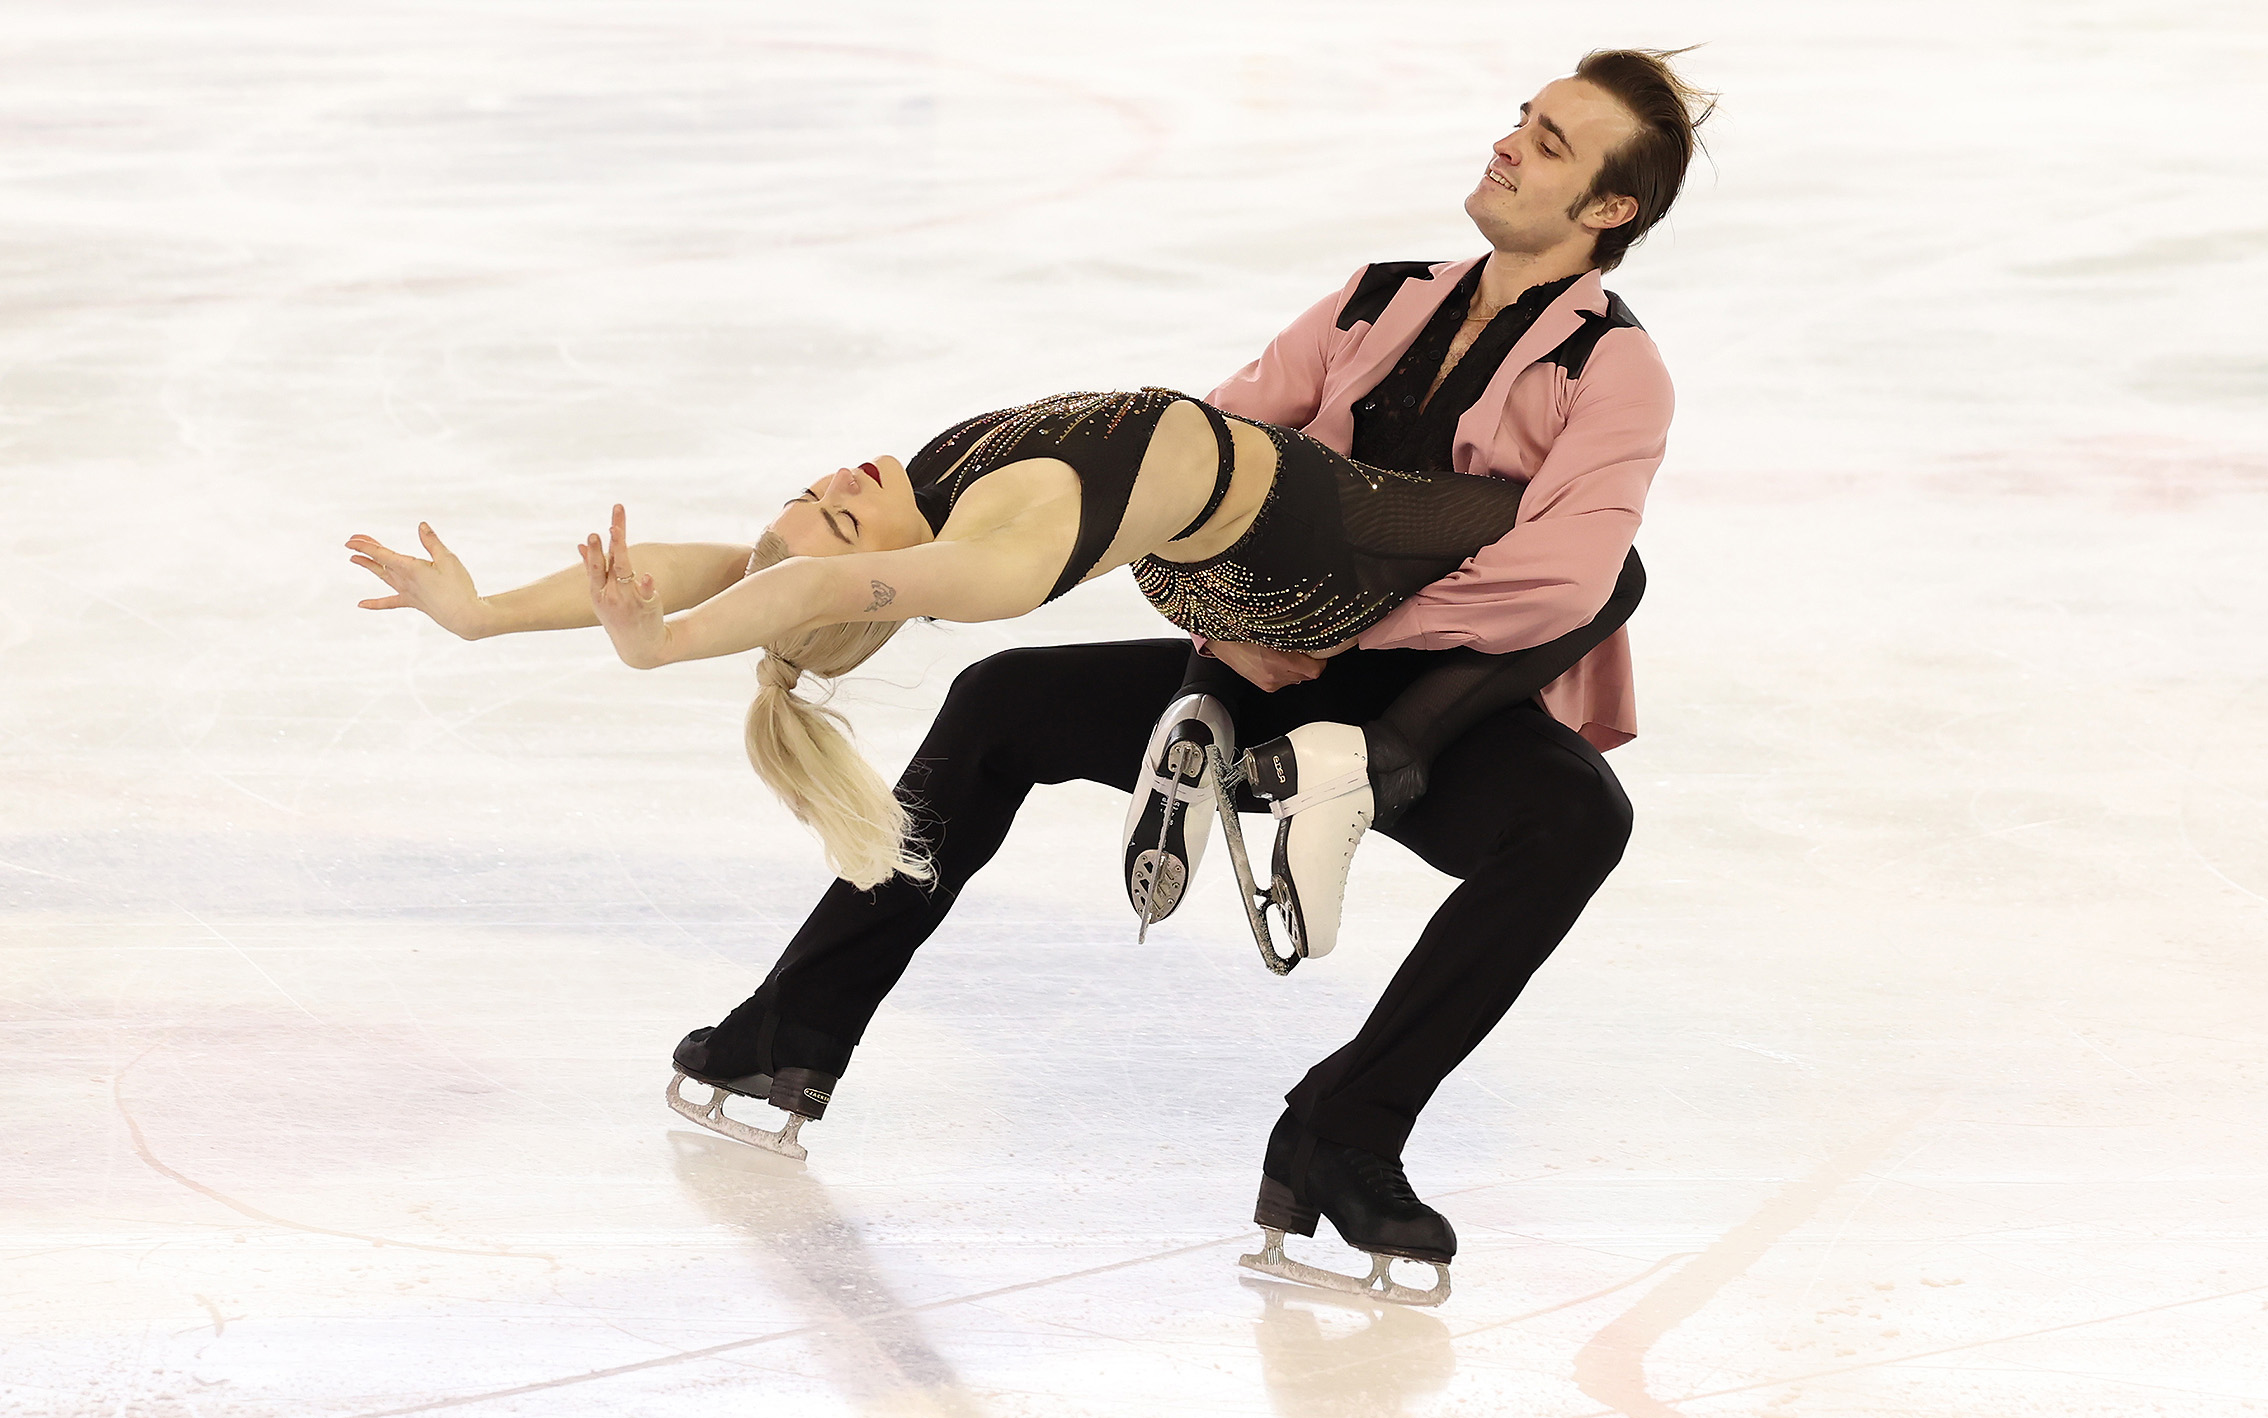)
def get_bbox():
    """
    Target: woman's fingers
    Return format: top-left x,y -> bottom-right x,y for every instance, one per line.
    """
346,536 -> 425,575
580,535 -> 605,596
357,595 -> 408,610
607,505 -> 634,583
417,521 -> 455,565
